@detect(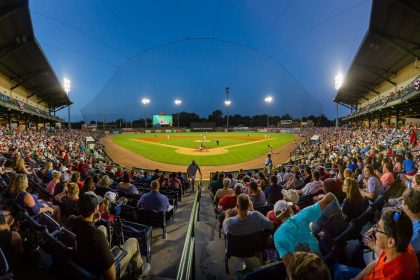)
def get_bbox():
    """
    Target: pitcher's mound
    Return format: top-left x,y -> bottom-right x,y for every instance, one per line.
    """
175,147 -> 228,155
